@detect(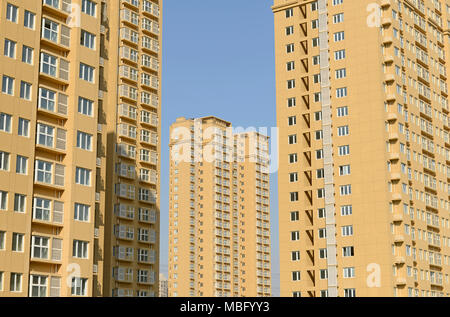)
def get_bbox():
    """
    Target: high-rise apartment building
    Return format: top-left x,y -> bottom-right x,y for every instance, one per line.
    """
0,0 -> 161,297
168,116 -> 271,297
273,0 -> 450,297
159,273 -> 168,297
